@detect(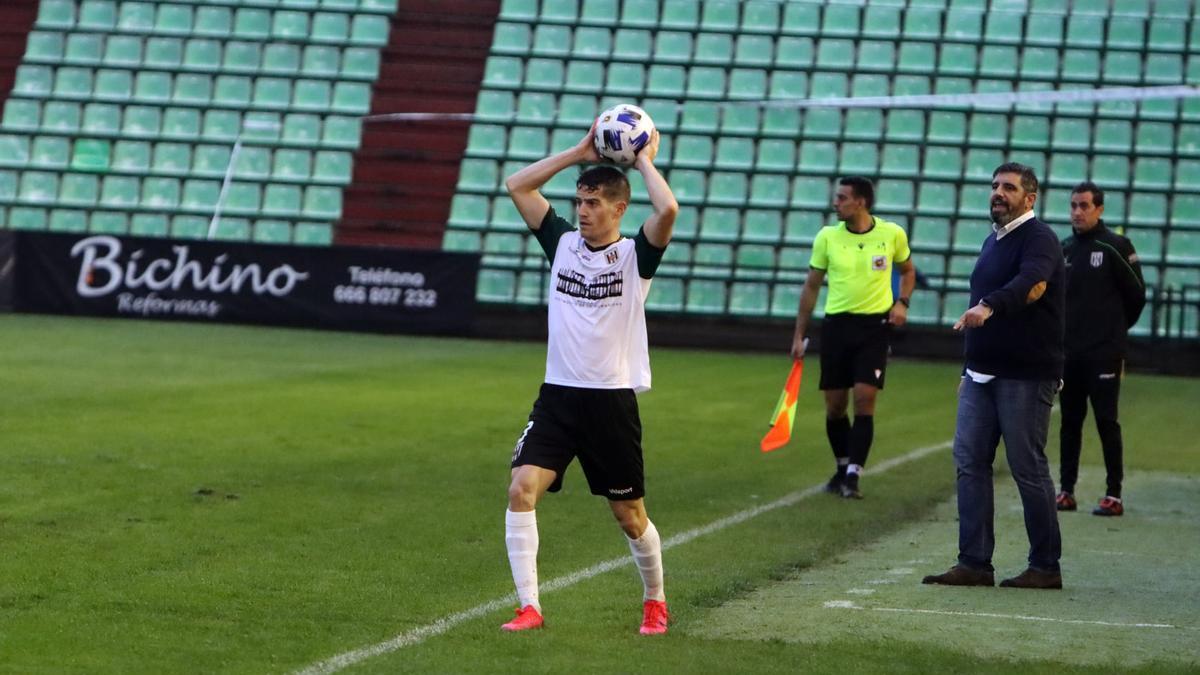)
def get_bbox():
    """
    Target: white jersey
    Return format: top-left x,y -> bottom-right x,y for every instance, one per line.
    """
537,210 -> 664,392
